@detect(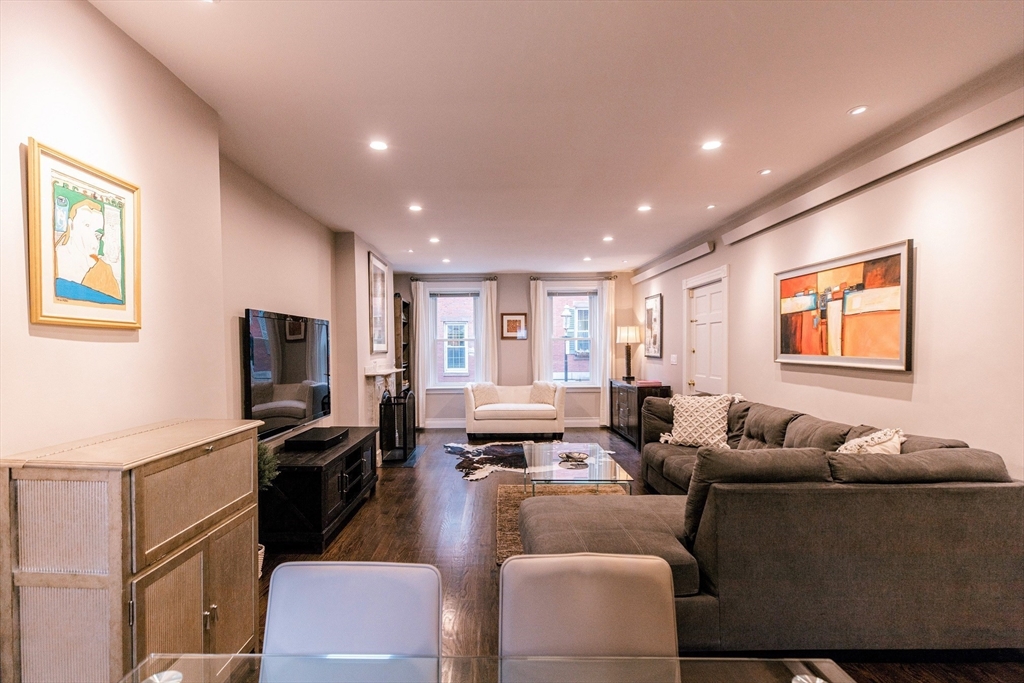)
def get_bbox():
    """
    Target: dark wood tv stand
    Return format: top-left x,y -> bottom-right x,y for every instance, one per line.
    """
258,426 -> 378,552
